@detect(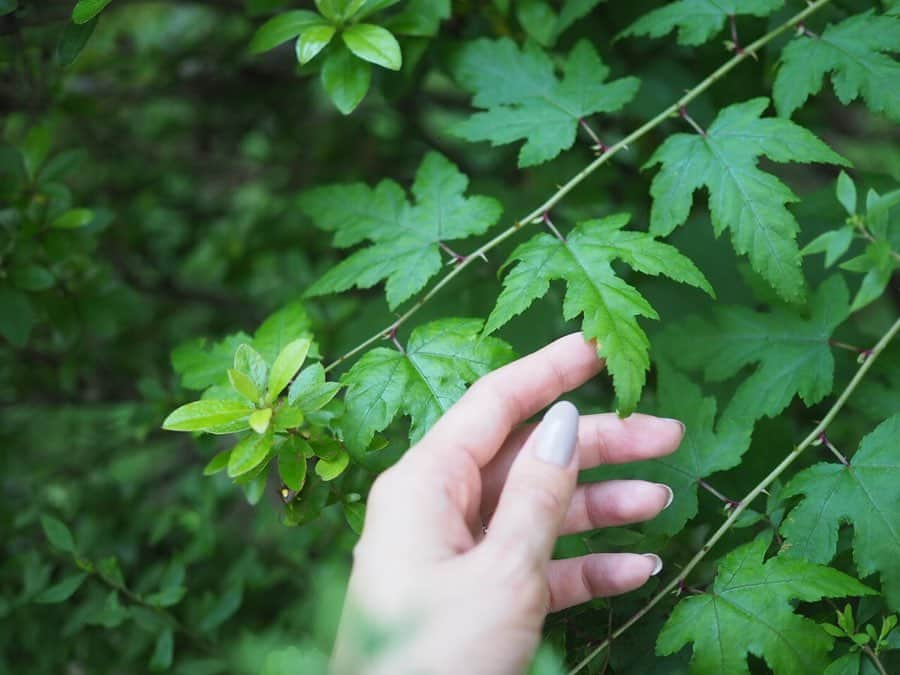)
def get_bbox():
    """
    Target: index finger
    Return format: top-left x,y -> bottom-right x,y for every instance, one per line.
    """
413,332 -> 603,468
